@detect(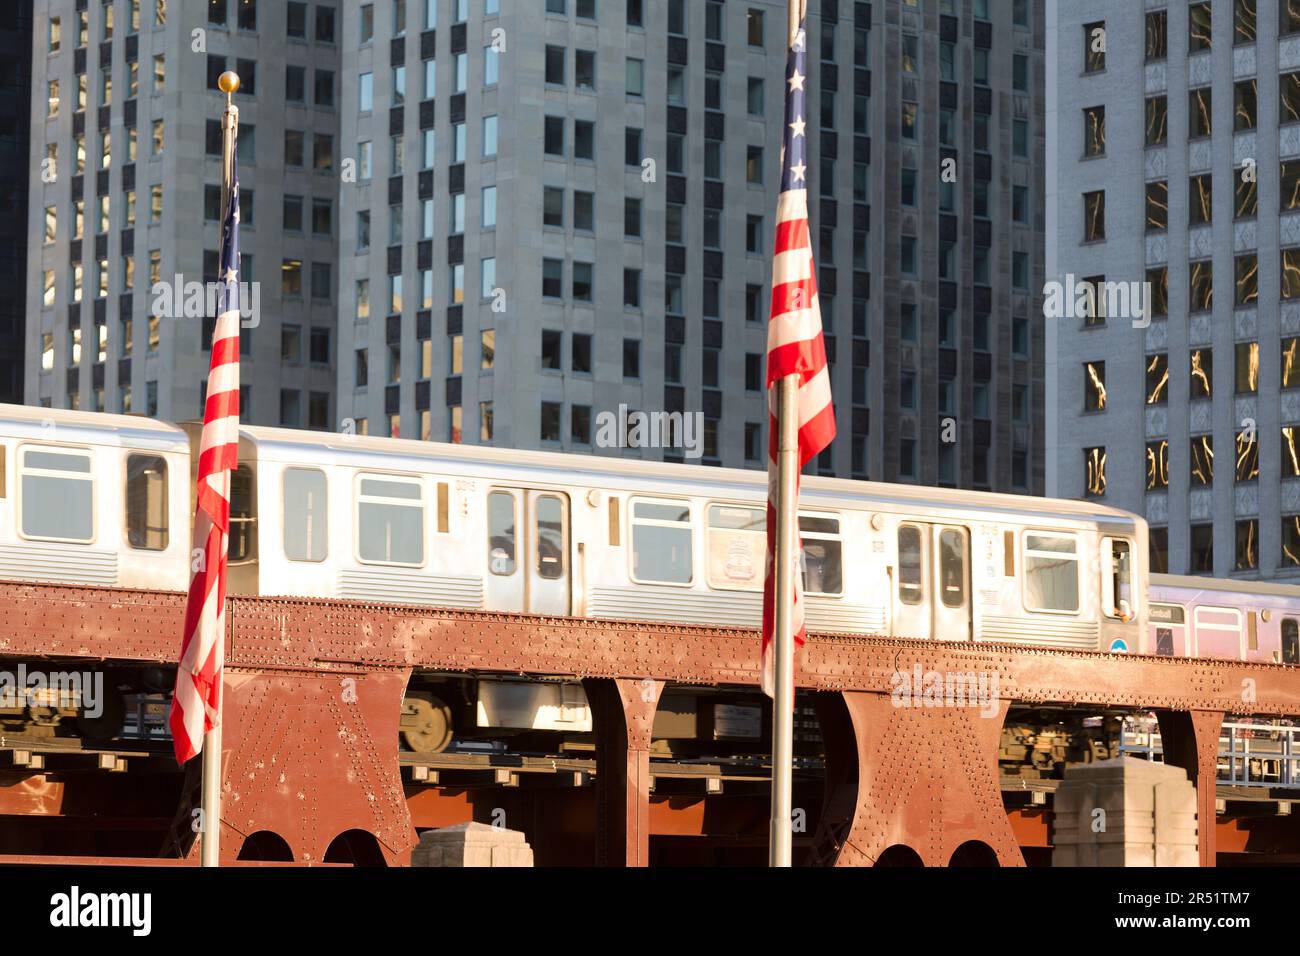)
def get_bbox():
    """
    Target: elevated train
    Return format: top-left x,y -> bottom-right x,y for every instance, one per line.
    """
0,404 -> 1290,757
